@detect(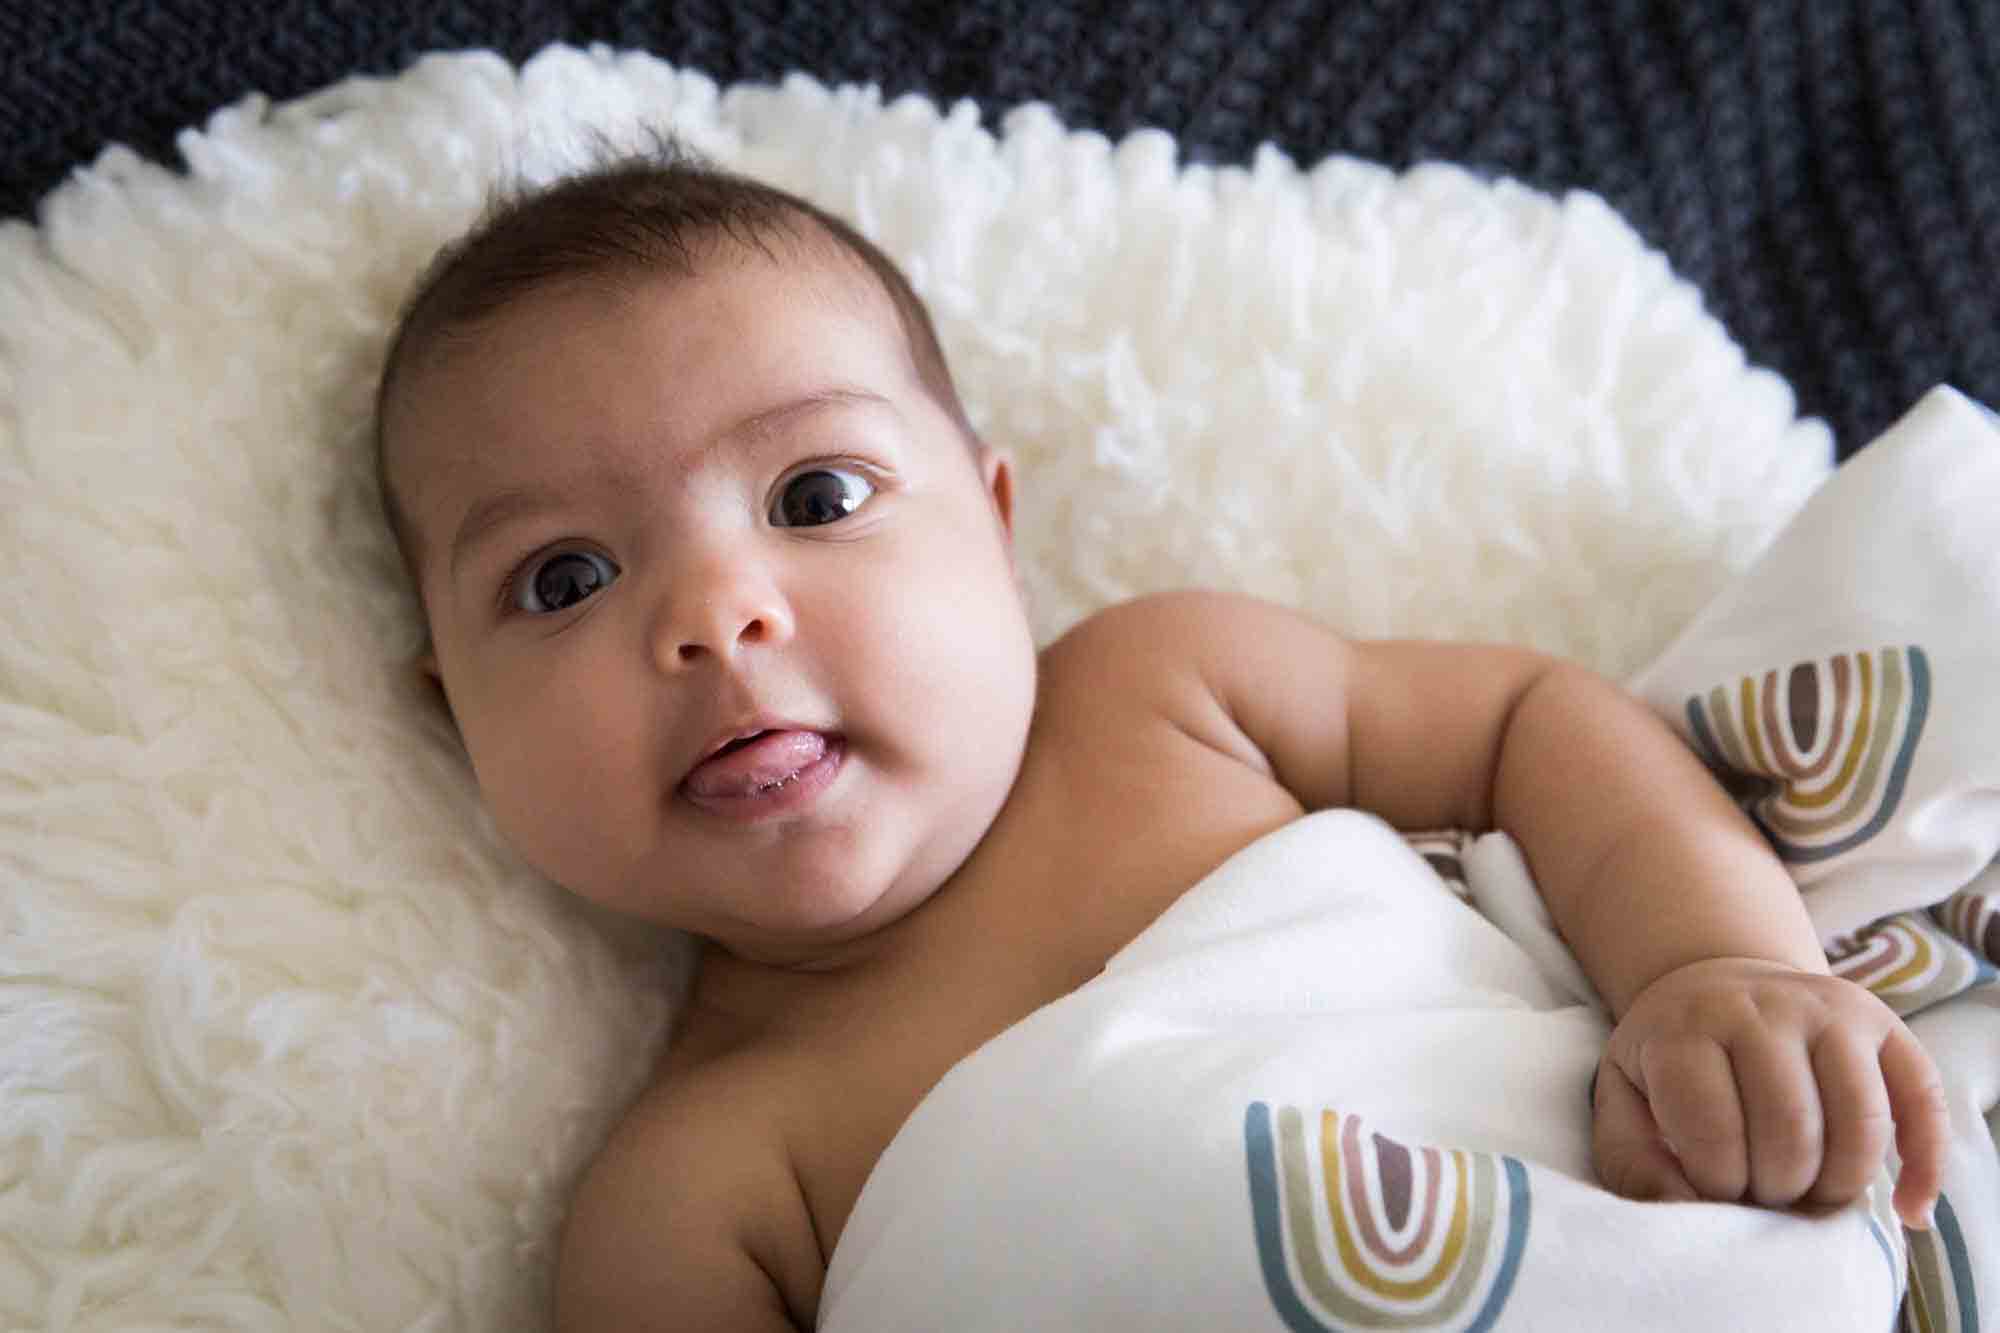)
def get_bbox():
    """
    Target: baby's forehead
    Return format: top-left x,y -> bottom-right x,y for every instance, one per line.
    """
407,235 -> 876,400
648,227 -> 903,329
392,236 -> 916,466
484,231 -> 896,371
